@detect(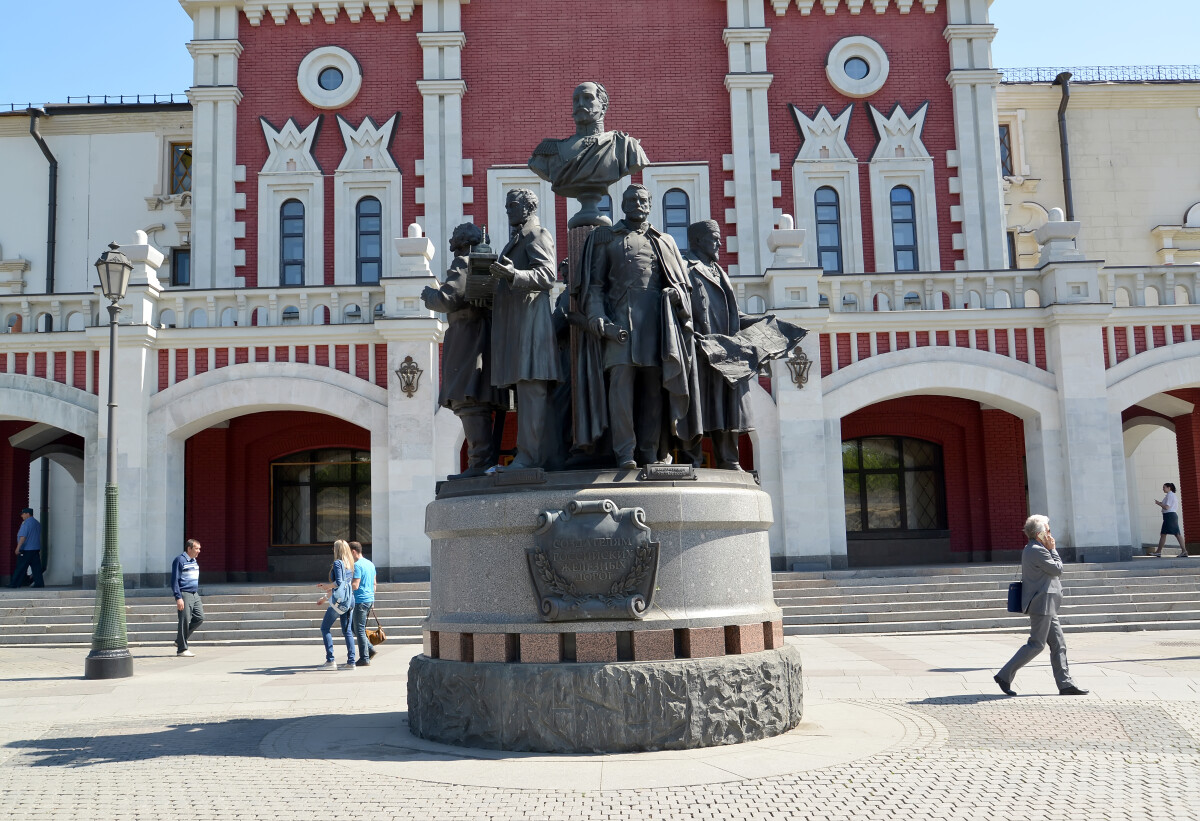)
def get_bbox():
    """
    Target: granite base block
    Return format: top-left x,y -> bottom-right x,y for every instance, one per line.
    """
631,629 -> 675,661
406,646 -> 804,753
519,633 -> 559,663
